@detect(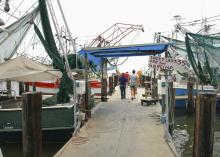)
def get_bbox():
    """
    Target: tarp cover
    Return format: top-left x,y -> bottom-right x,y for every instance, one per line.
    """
0,57 -> 62,82
79,43 -> 169,66
0,7 -> 39,63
